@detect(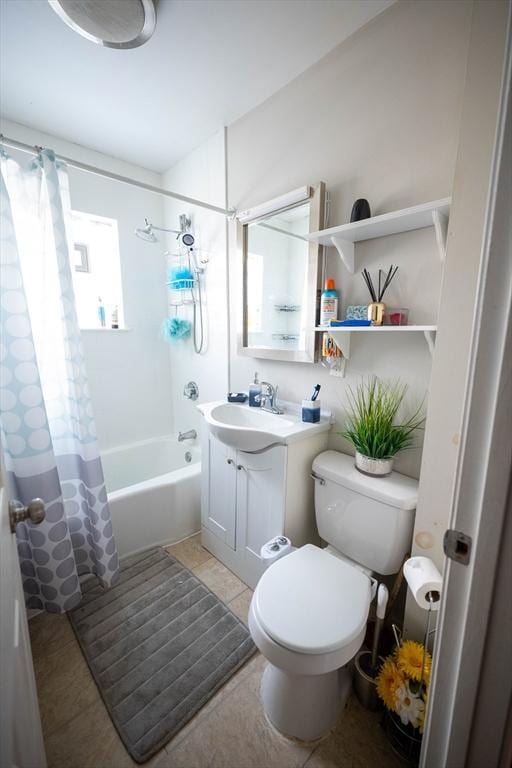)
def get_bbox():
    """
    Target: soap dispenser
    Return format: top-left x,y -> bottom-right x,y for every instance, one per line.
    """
249,372 -> 262,407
